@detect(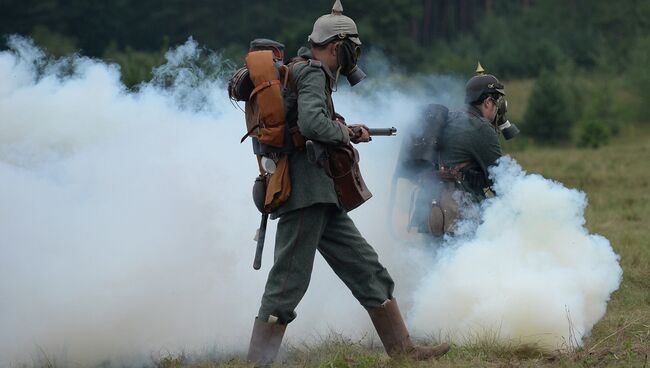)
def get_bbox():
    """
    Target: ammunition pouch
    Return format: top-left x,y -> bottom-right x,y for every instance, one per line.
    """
327,145 -> 372,212
461,168 -> 488,197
